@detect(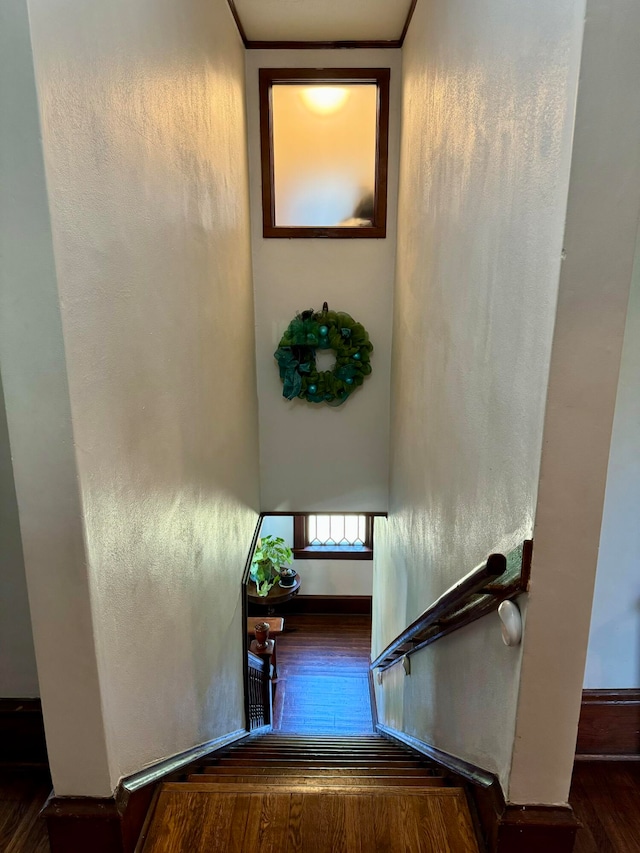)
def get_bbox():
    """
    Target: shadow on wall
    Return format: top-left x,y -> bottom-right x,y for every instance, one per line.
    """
0,371 -> 39,698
